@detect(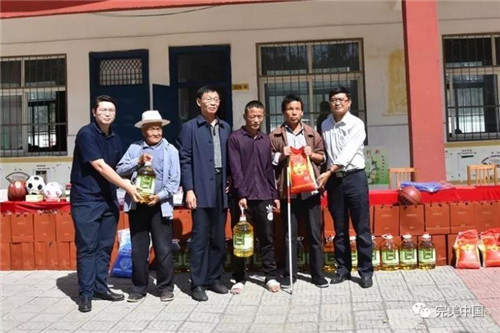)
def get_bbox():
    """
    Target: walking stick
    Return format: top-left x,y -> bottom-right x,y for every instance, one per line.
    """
286,166 -> 293,294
